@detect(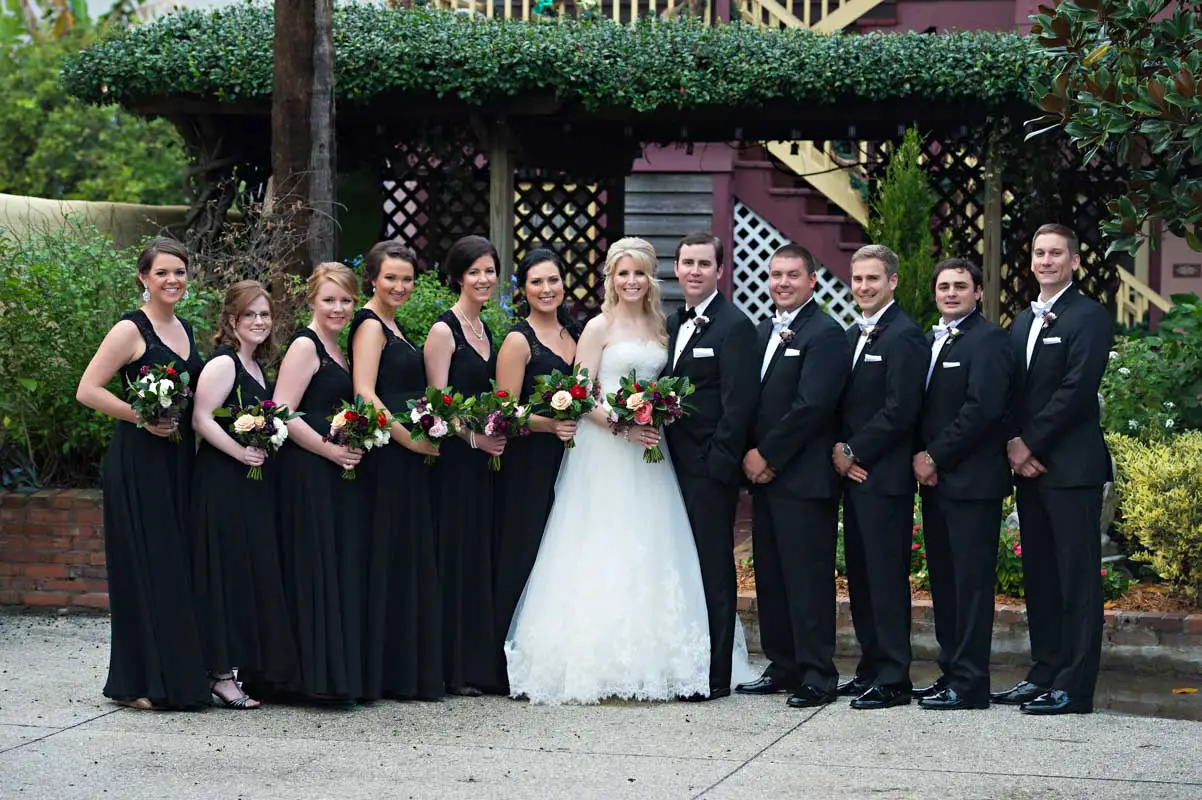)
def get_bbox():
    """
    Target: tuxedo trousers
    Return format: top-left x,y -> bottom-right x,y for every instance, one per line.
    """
842,489 -> 912,688
676,472 -> 738,691
751,491 -> 838,692
1015,480 -> 1103,698
921,491 -> 1001,702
